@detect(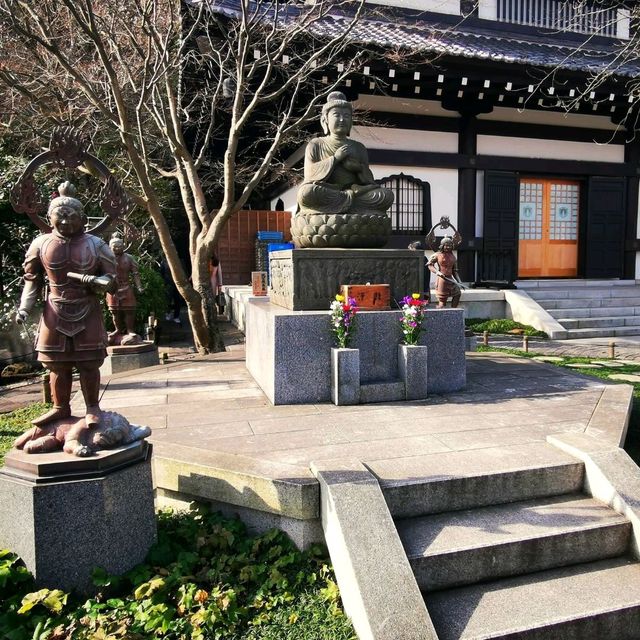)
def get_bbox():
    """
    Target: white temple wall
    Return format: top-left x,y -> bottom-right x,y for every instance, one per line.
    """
477,134 -> 624,163
365,0 -> 460,15
351,126 -> 458,153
